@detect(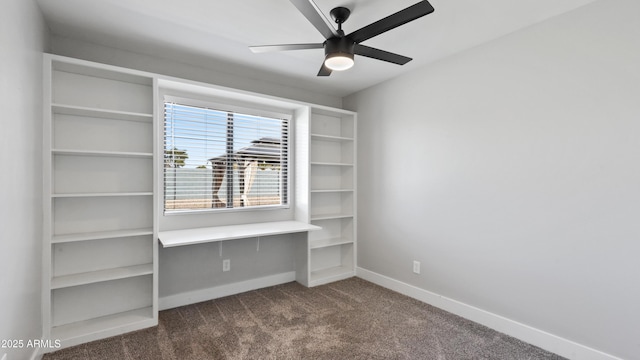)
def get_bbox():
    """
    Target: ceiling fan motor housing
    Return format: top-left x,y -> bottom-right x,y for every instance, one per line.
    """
324,37 -> 355,70
325,37 -> 355,57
